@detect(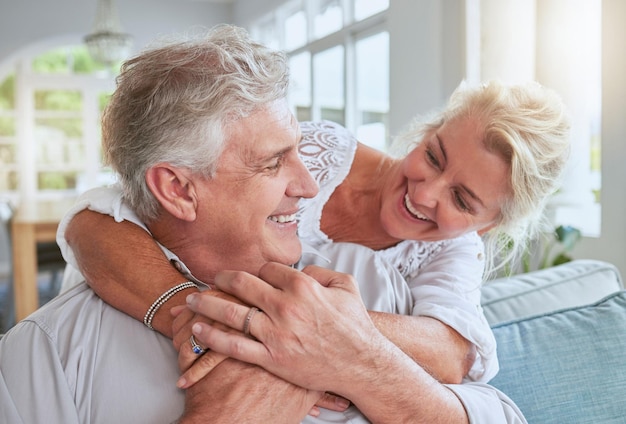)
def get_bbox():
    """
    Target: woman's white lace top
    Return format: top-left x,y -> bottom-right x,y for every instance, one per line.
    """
297,120 -> 498,382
